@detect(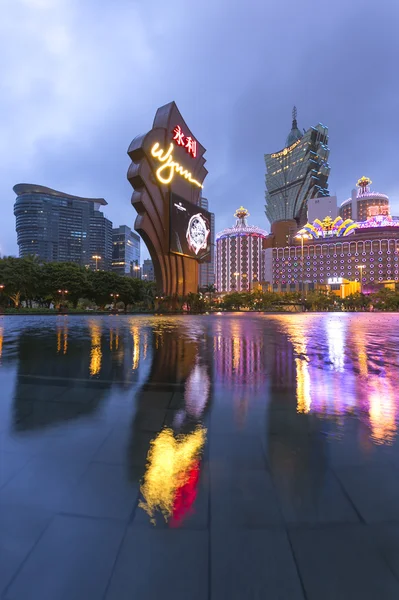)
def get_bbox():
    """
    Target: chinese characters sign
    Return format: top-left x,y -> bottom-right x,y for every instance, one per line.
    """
173,125 -> 197,158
